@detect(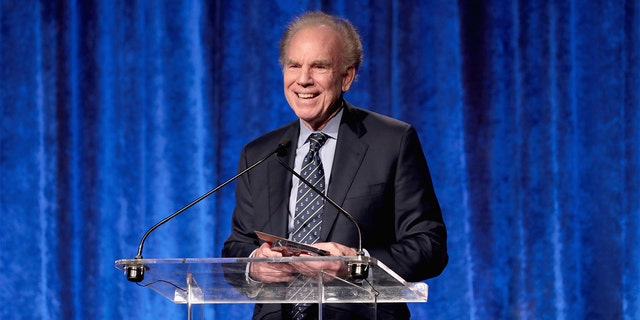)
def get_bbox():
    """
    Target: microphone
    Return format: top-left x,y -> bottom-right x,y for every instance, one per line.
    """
275,144 -> 369,280
124,140 -> 291,282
